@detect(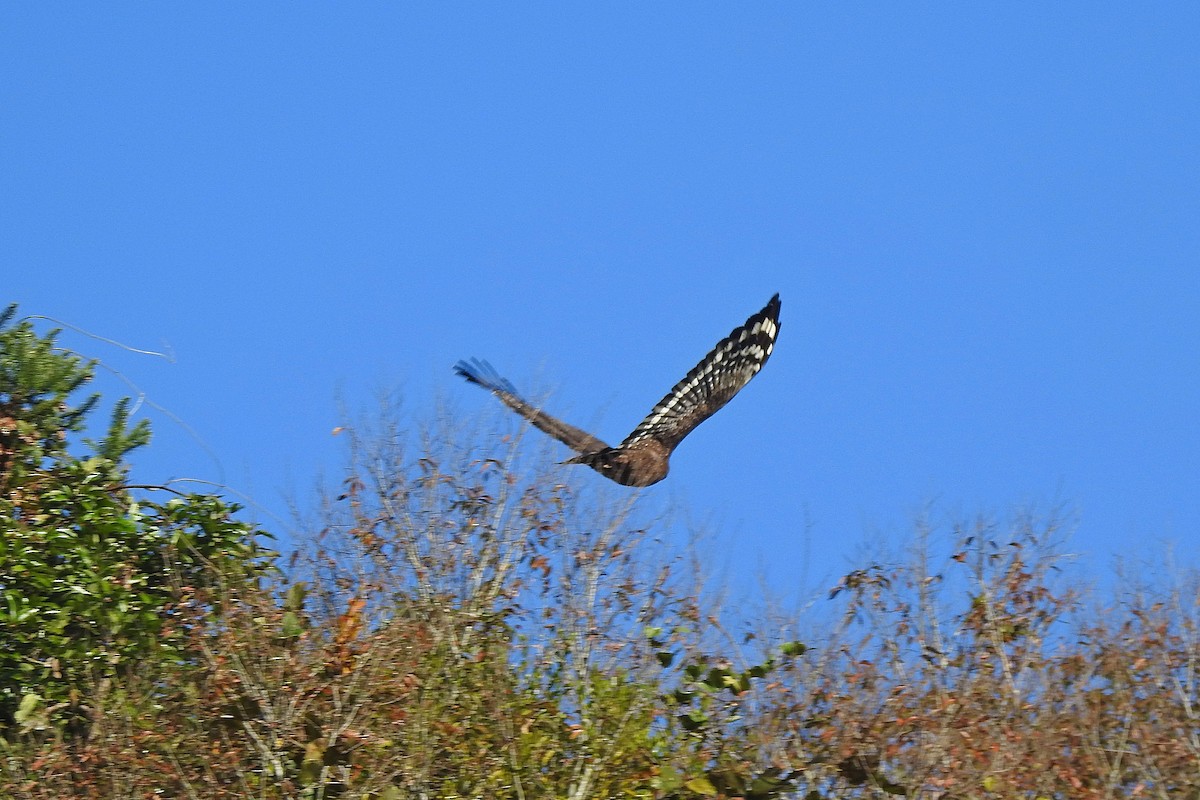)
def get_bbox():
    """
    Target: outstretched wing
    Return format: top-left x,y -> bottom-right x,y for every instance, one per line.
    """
454,358 -> 610,456
618,293 -> 781,452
